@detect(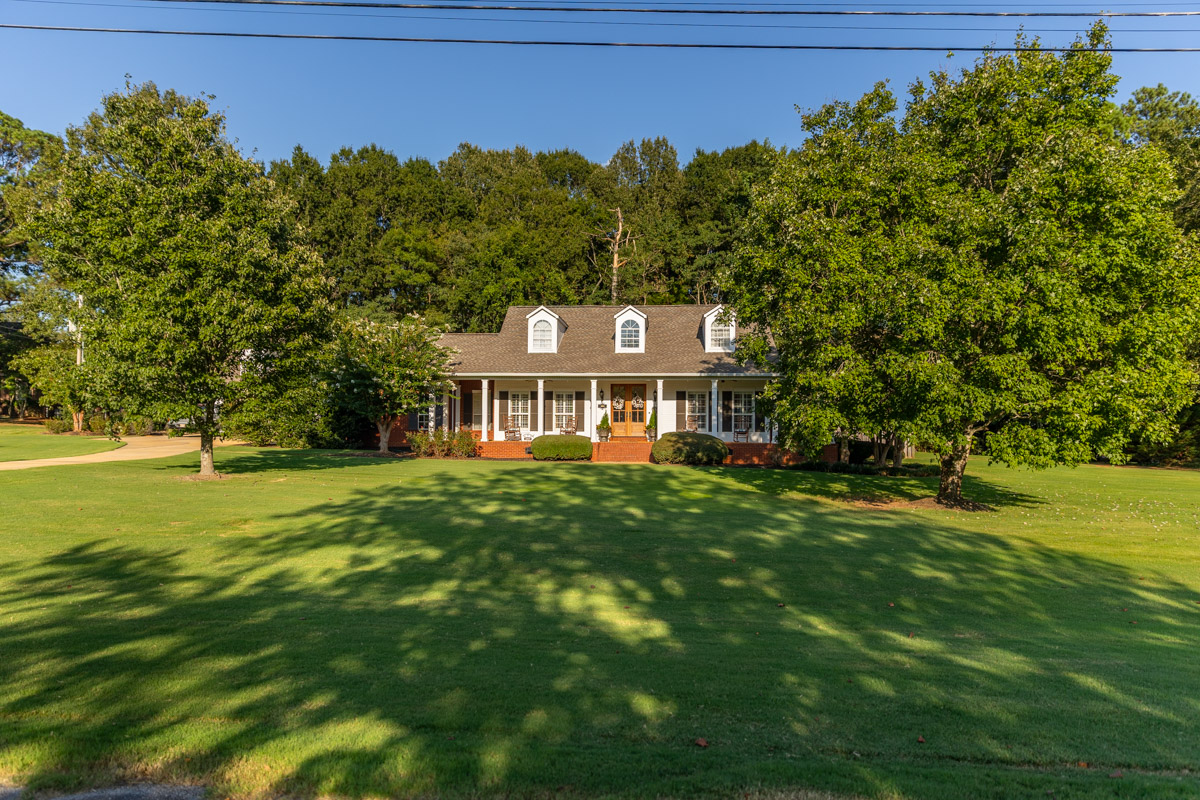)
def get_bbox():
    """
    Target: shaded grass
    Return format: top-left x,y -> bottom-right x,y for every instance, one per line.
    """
0,423 -> 123,462
1,449 -> 1198,799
